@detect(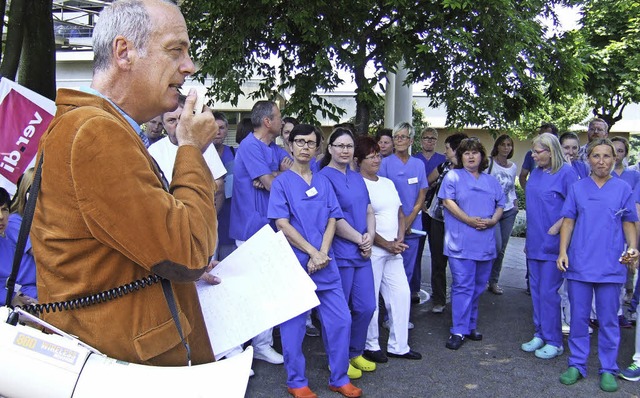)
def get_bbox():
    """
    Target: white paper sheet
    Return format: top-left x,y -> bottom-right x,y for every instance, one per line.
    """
197,225 -> 320,355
